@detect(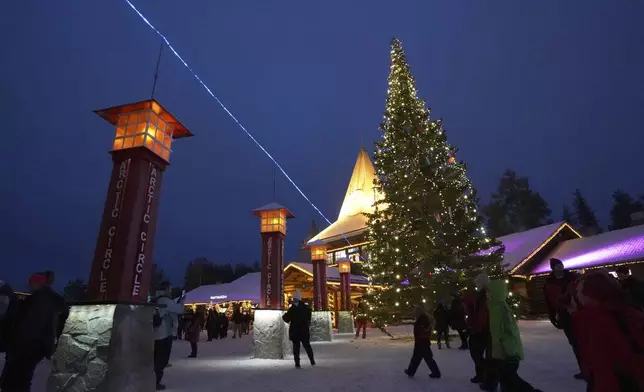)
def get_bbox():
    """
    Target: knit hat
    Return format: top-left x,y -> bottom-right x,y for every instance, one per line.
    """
29,273 -> 47,287
576,270 -> 622,305
293,290 -> 302,301
413,306 -> 426,318
474,273 -> 490,289
550,258 -> 563,270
